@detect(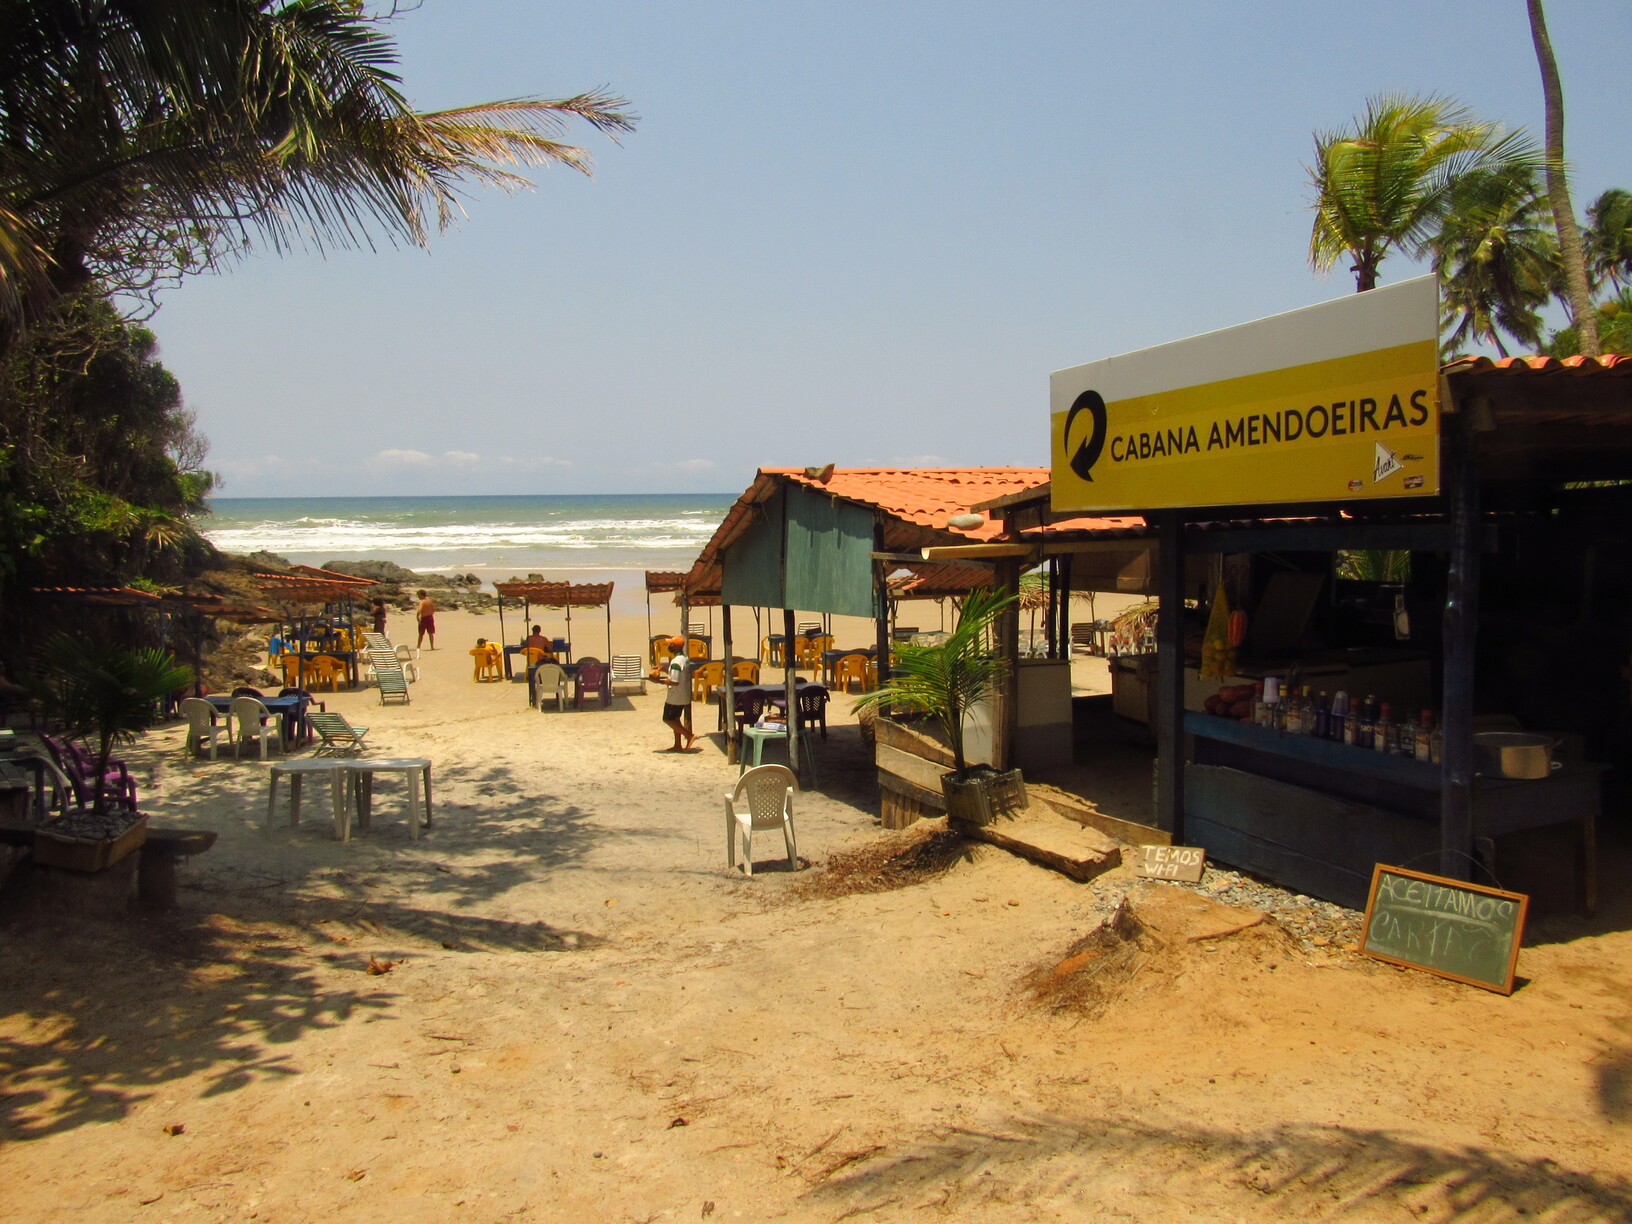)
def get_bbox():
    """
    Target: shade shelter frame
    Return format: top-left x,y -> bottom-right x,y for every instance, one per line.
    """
492,581 -> 615,664
251,570 -> 378,687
